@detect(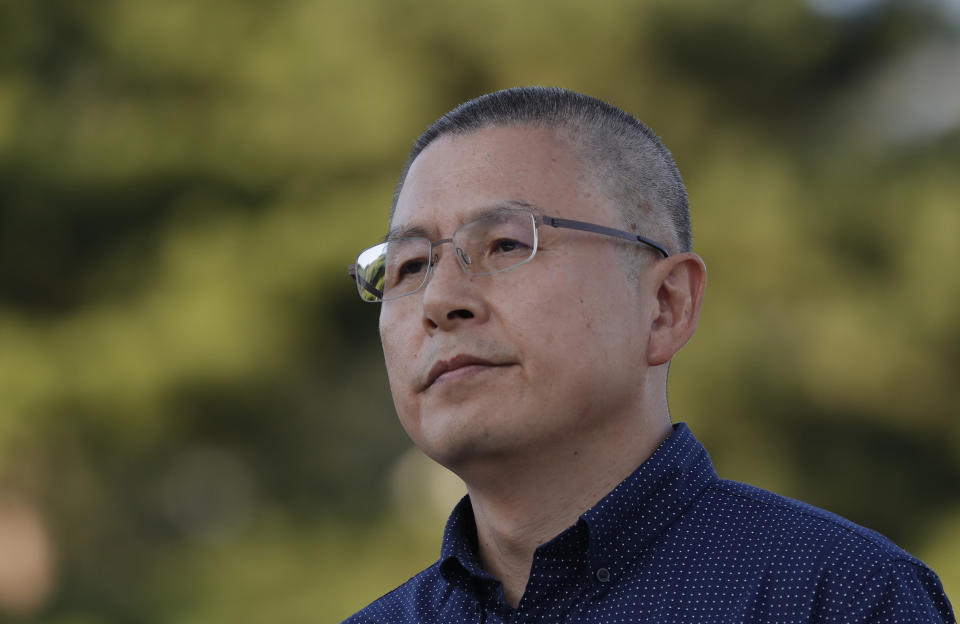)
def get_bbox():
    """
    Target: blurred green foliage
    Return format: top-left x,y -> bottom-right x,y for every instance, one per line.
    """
0,0 -> 957,622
